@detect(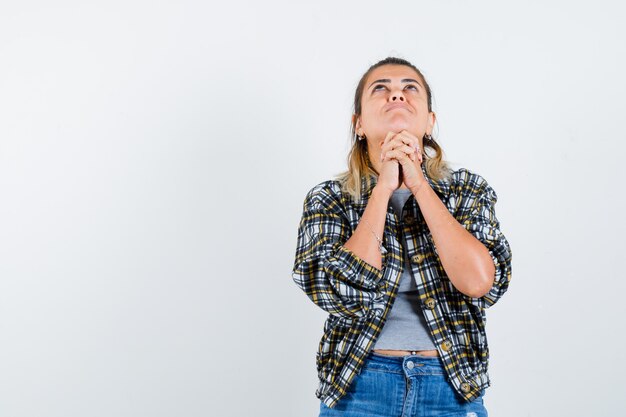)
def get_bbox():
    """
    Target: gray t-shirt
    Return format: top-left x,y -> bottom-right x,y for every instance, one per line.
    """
372,188 -> 436,351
